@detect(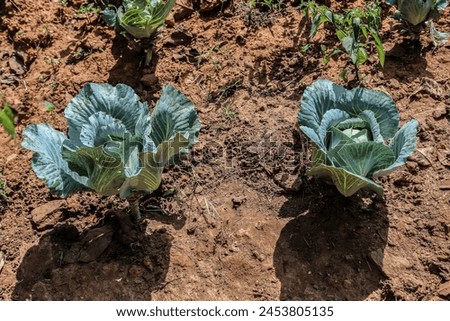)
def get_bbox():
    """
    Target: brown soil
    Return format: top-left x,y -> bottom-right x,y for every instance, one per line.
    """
1,0 -> 450,301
